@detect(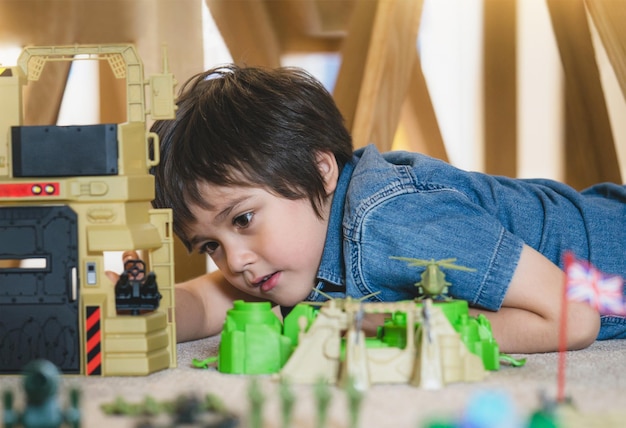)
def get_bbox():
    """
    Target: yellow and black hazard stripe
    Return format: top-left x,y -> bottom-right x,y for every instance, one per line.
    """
85,306 -> 102,375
